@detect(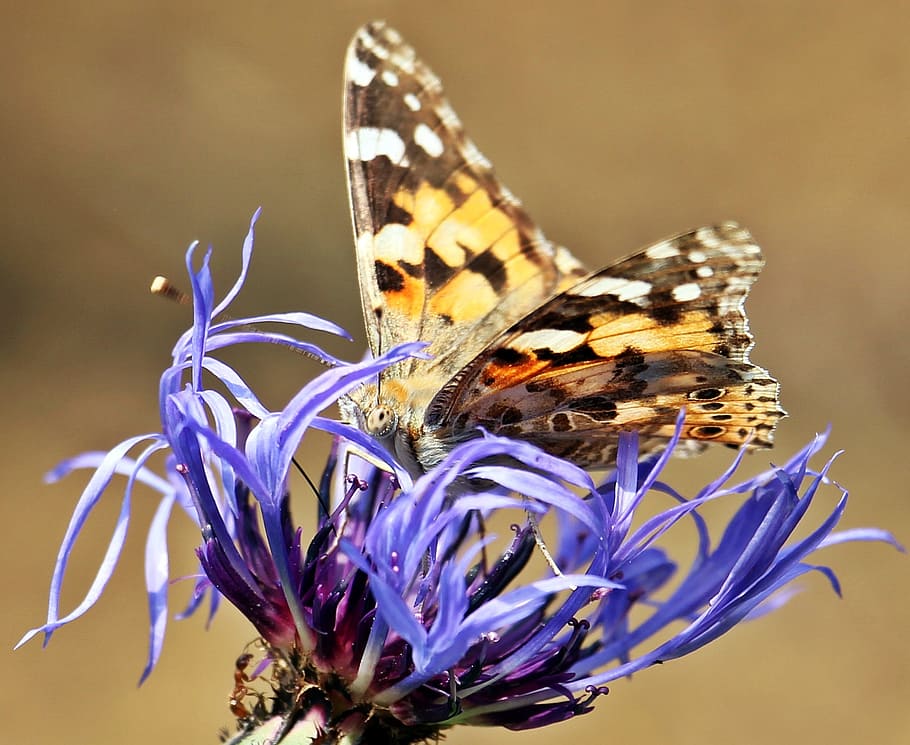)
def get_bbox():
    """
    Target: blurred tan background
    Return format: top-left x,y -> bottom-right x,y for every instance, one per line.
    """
3,2 -> 908,744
